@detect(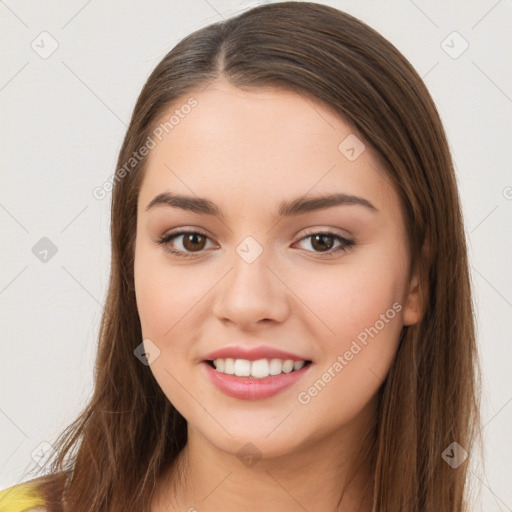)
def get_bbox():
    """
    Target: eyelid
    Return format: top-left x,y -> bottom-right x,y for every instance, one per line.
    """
293,229 -> 355,255
298,226 -> 353,239
159,225 -> 352,241
156,227 -> 355,258
157,226 -> 214,244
